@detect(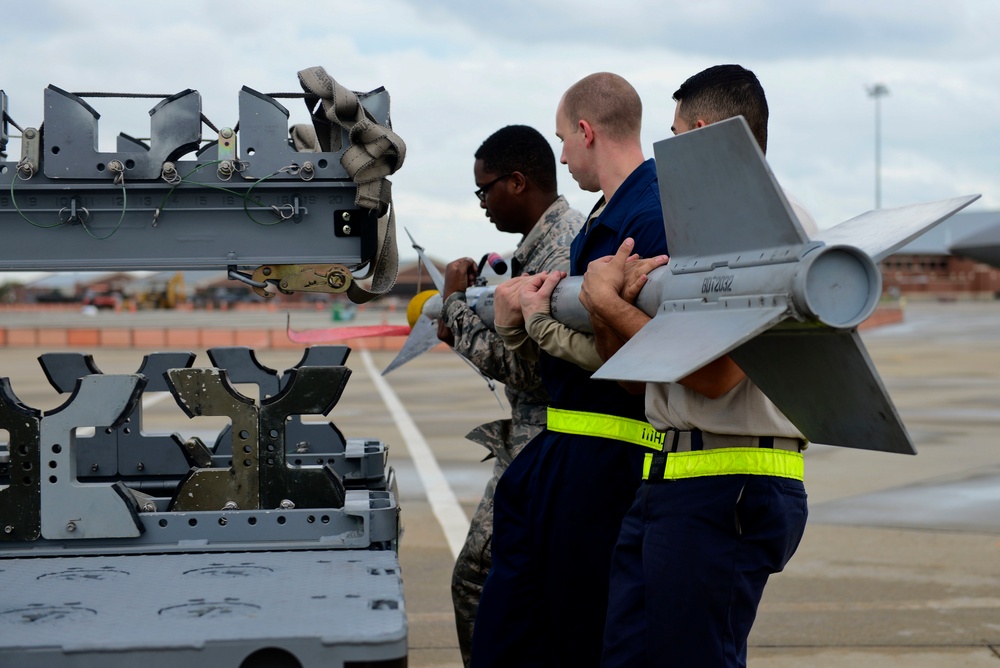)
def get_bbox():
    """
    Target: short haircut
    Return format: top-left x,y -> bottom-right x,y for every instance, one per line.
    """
673,64 -> 769,153
475,124 -> 557,192
561,72 -> 642,142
